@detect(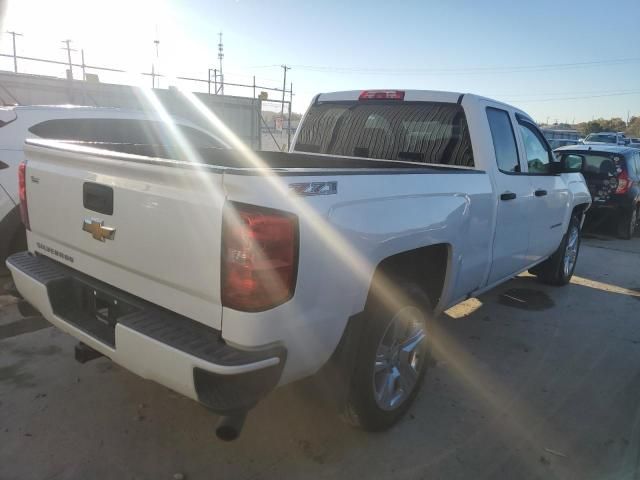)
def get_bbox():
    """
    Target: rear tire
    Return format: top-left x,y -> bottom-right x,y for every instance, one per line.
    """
617,207 -> 638,240
342,281 -> 433,431
536,214 -> 581,286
